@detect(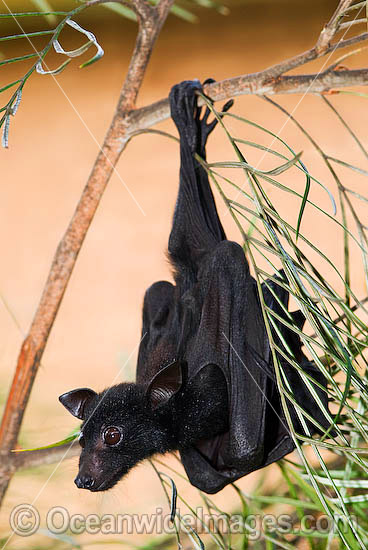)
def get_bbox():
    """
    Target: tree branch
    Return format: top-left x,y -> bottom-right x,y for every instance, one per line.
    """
127,28 -> 368,133
128,66 -> 368,134
315,0 -> 356,54
13,441 -> 80,470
